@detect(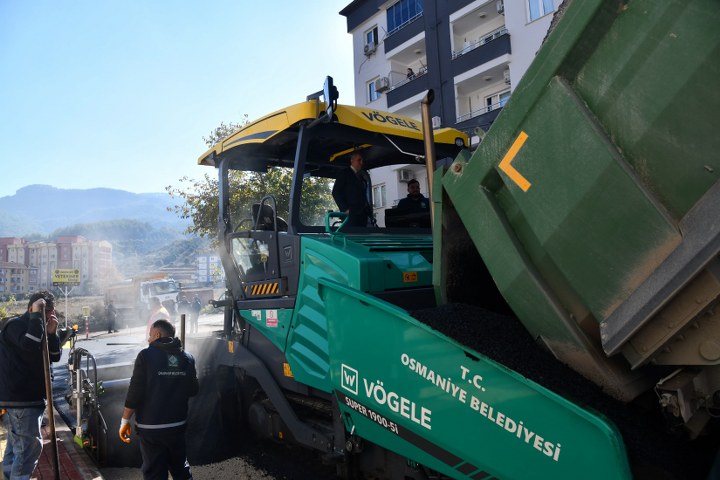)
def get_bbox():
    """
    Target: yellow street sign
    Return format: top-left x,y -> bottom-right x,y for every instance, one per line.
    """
52,268 -> 81,286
